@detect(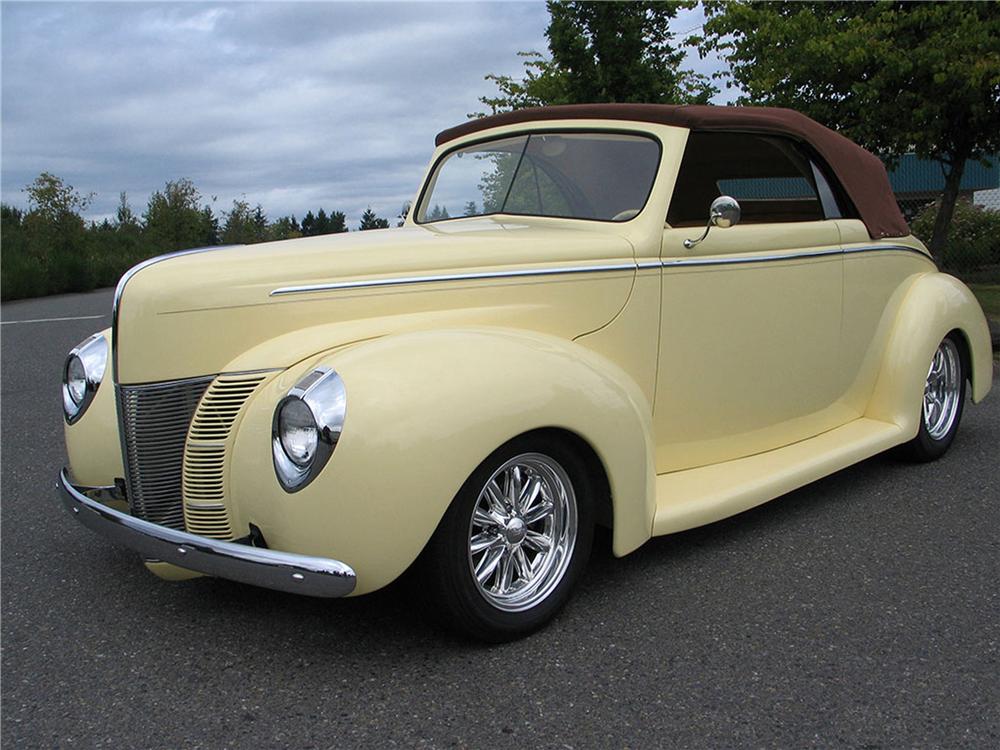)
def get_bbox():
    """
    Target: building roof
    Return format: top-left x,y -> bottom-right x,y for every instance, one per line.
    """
436,104 -> 909,239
